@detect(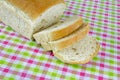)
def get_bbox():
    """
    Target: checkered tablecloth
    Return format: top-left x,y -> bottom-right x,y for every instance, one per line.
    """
0,0 -> 120,80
